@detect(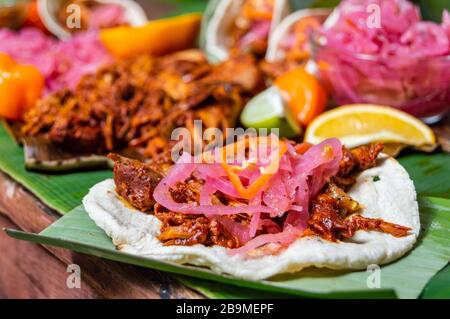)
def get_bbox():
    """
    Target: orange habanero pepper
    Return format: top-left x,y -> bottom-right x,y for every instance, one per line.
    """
0,53 -> 44,120
275,67 -> 327,127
